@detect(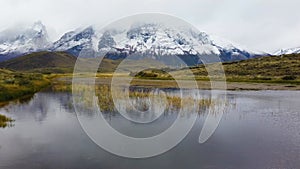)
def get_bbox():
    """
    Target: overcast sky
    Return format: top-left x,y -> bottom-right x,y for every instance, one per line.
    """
0,0 -> 299,53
